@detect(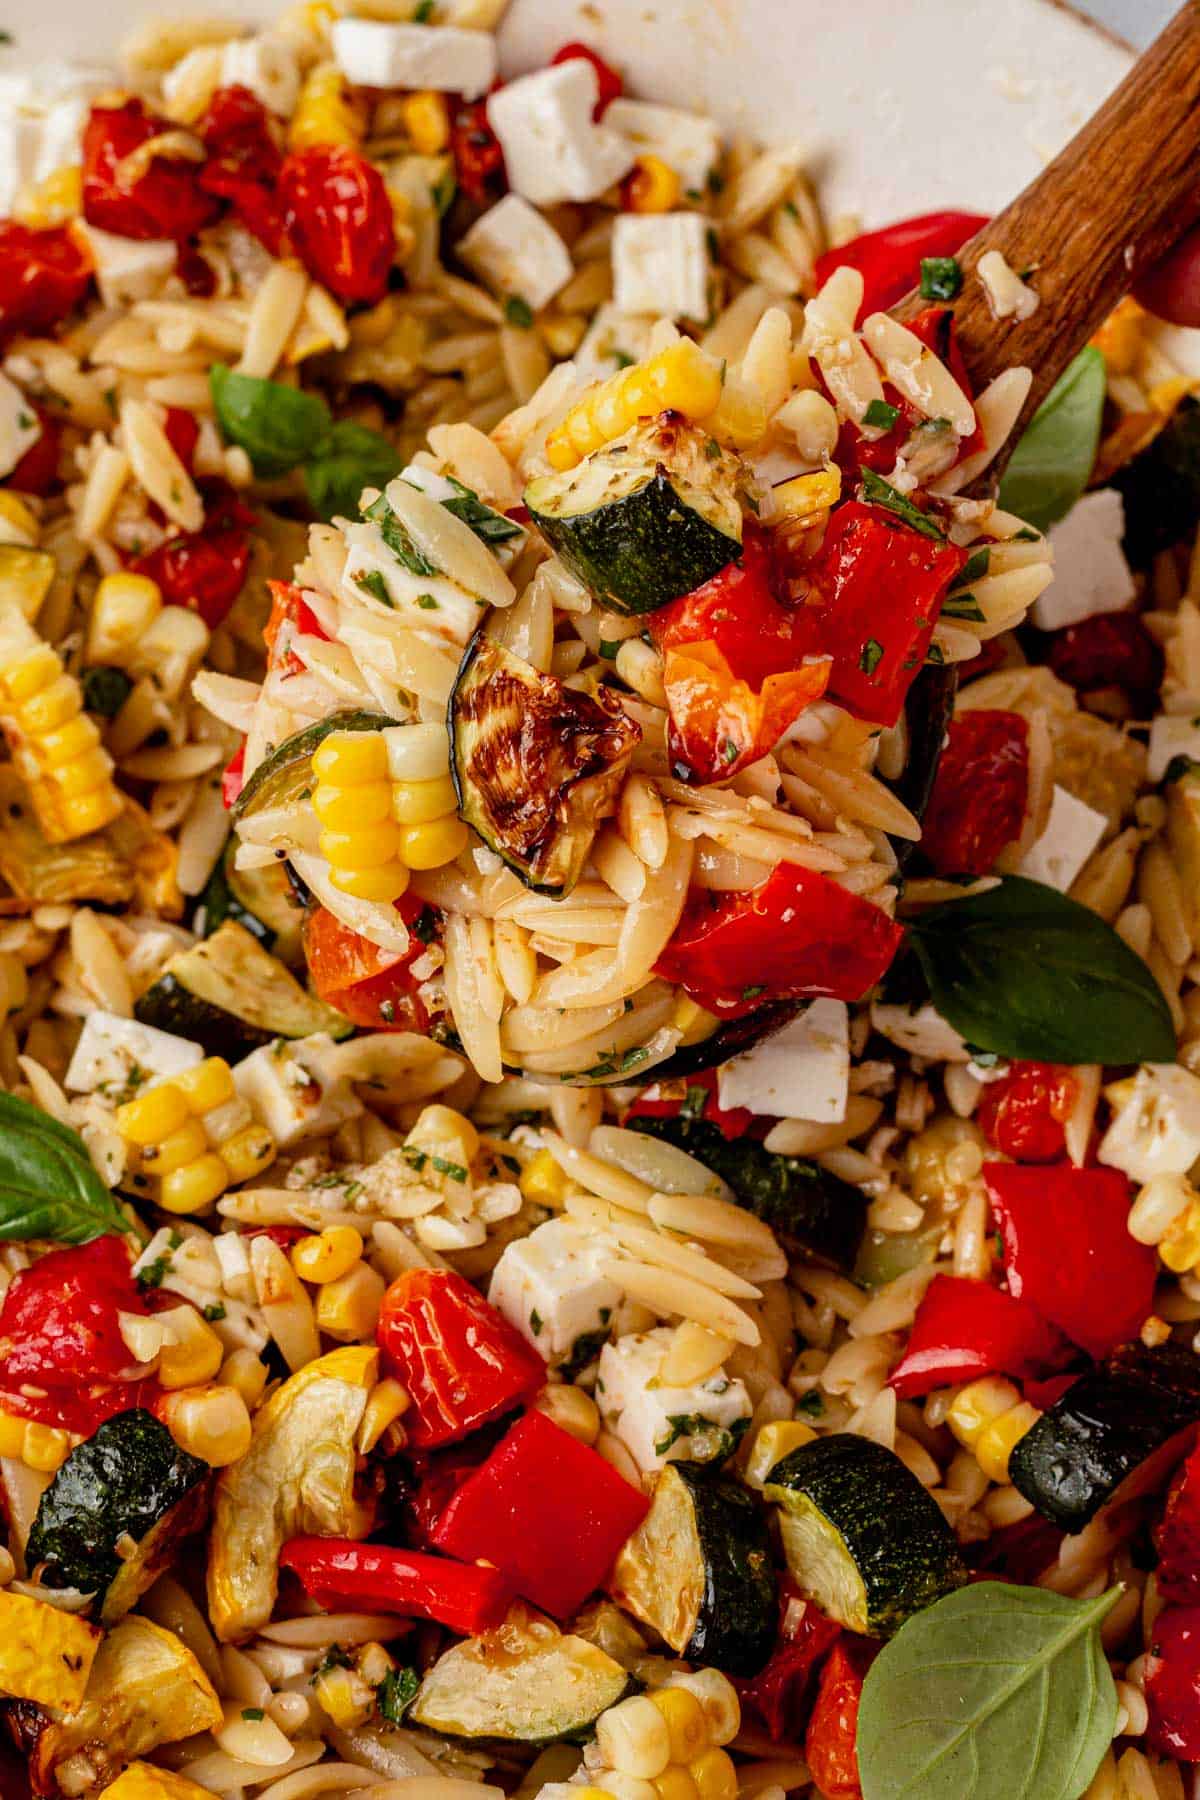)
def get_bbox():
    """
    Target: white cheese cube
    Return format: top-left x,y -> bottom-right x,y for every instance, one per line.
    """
575,303 -> 659,381
1017,784 -> 1107,893
0,111 -> 41,216
457,194 -> 572,313
64,1012 -> 204,1095
486,61 -> 634,207
33,95 -> 89,183
489,1216 -> 623,1365
1031,489 -> 1136,632
870,1001 -> 970,1063
331,19 -> 496,100
78,224 -> 177,308
717,999 -> 849,1123
232,1033 -> 363,1148
1099,1064 -> 1200,1183
340,518 -> 484,646
220,36 -> 300,116
605,97 -> 722,199
612,211 -> 712,321
0,372 -> 42,481
1149,715 -> 1200,784
597,1328 -> 752,1473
